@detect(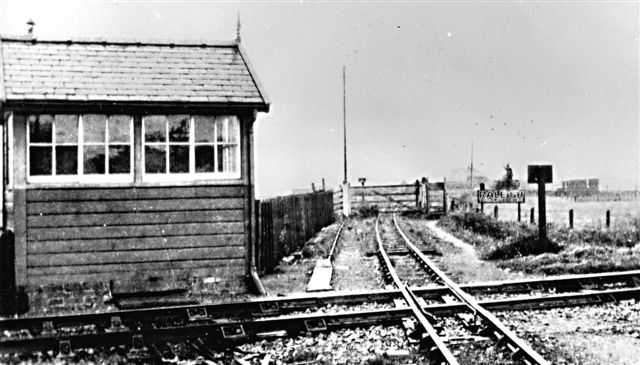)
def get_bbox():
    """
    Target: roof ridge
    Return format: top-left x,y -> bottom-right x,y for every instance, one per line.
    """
0,34 -> 238,47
